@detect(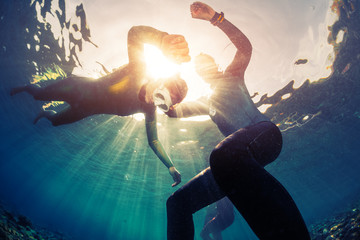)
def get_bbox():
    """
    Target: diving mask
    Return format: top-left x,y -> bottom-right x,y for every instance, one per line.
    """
153,87 -> 173,112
